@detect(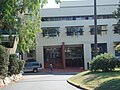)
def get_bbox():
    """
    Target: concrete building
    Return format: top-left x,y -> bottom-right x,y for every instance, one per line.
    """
25,0 -> 120,69
0,30 -> 18,54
